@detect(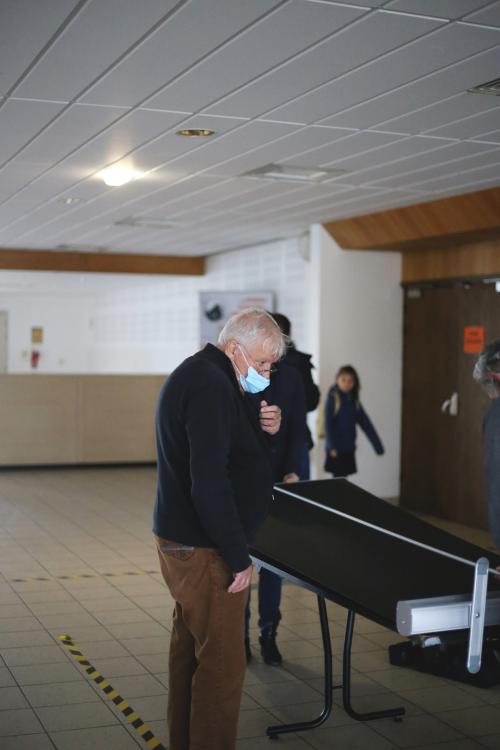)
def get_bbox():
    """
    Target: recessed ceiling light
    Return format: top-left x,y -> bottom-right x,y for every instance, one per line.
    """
241,163 -> 346,183
467,77 -> 500,96
98,164 -> 142,187
176,128 -> 215,137
114,216 -> 179,230
58,197 -> 82,205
